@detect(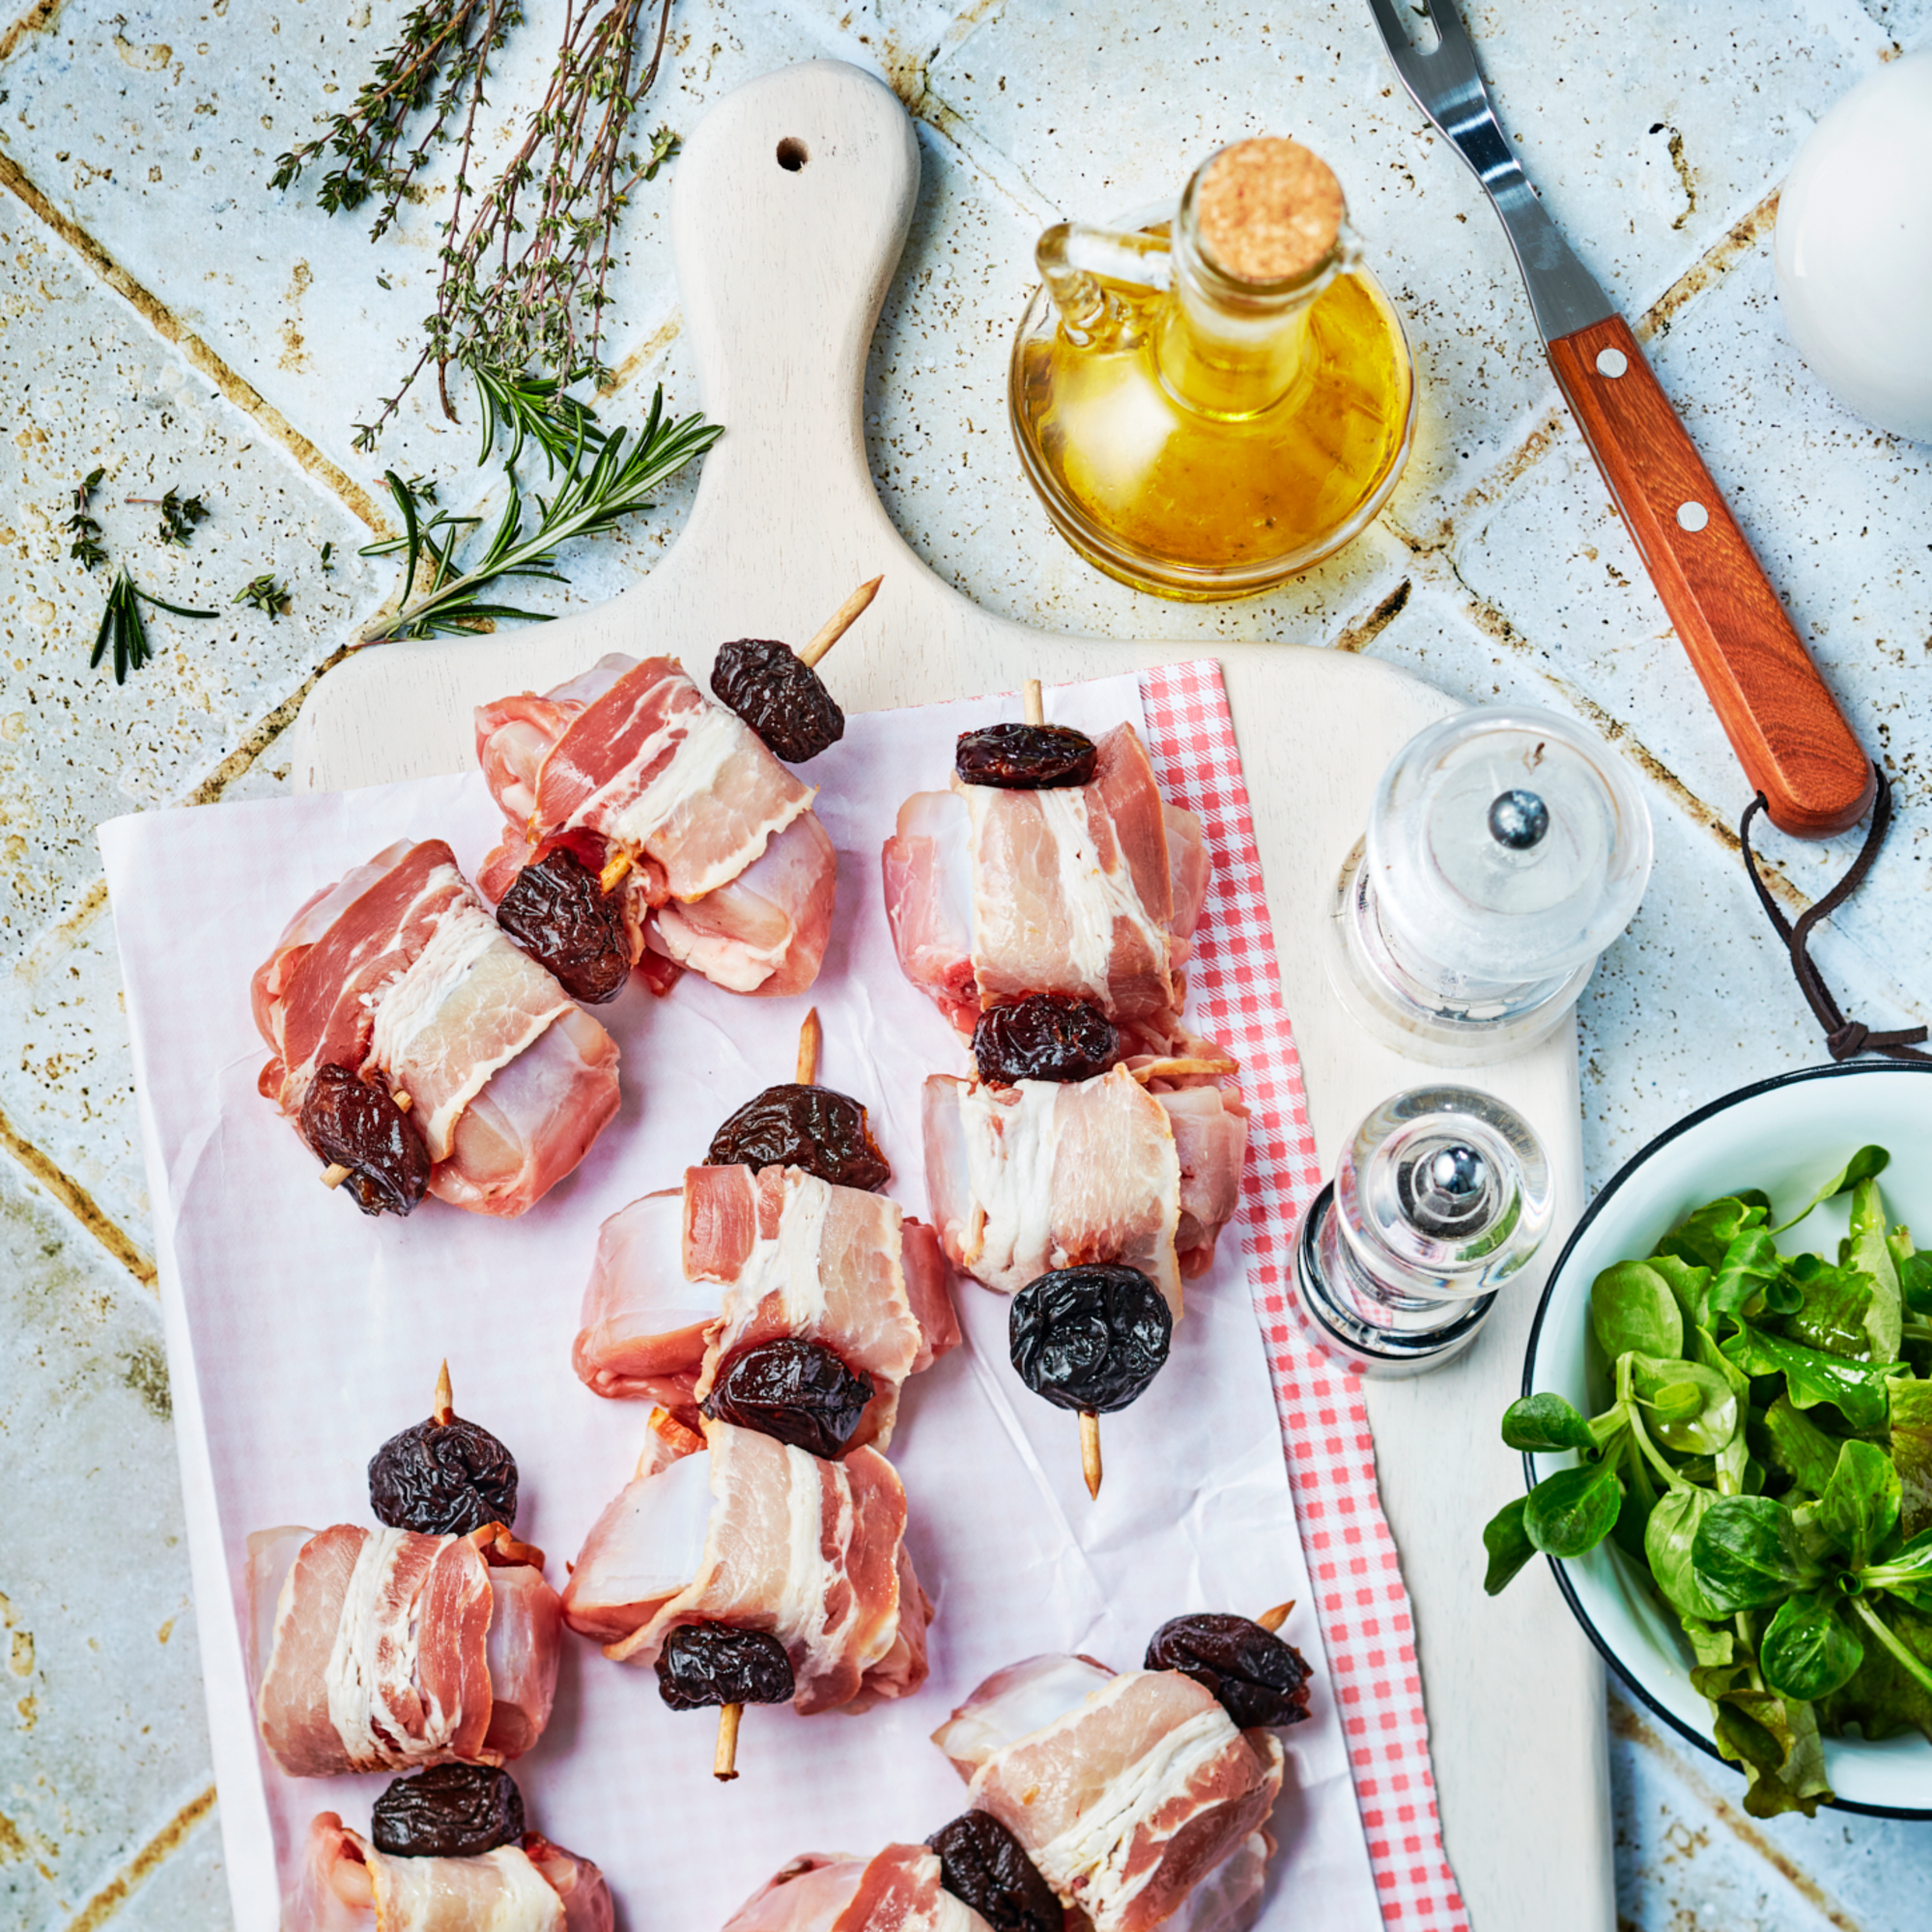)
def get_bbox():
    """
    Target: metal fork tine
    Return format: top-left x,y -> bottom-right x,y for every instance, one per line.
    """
1363,0 -> 1435,99
1418,0 -> 1482,78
